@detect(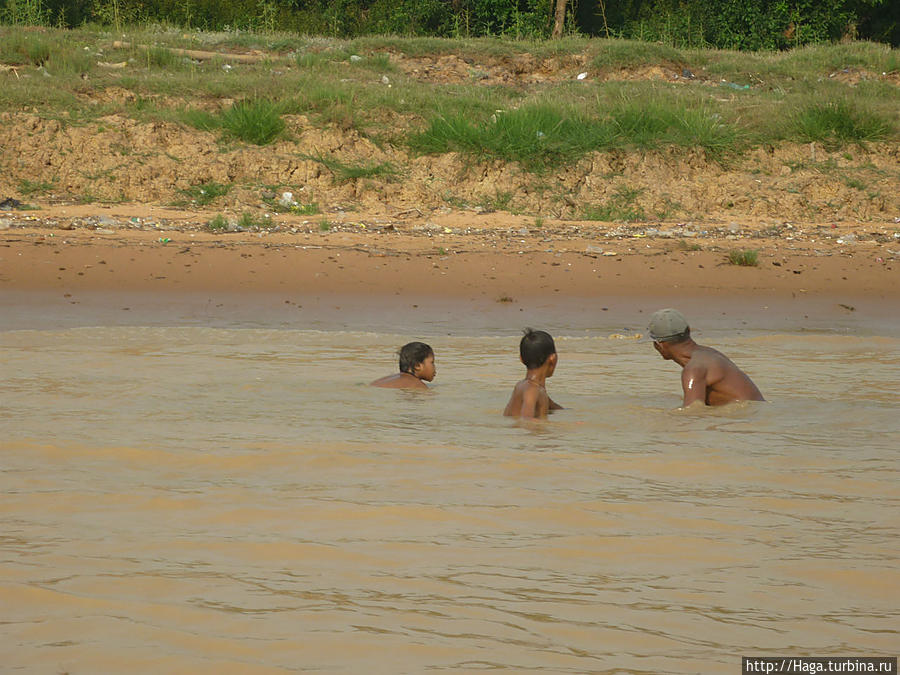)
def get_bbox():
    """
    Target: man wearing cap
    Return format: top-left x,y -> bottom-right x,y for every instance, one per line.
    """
647,308 -> 764,407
